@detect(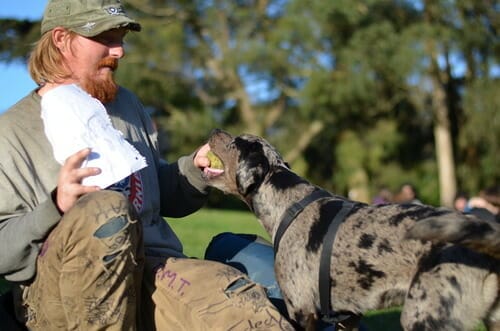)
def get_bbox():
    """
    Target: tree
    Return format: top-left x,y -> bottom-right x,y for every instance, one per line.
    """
1,0 -> 497,206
